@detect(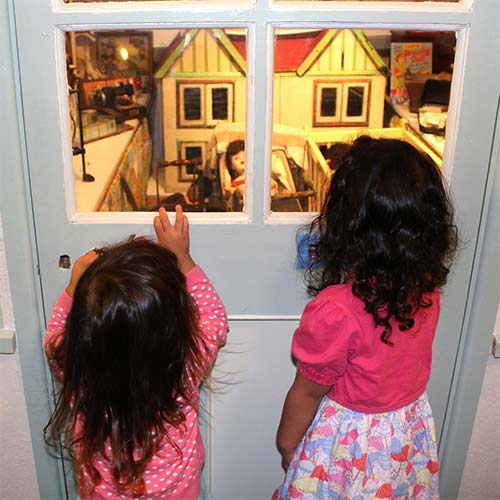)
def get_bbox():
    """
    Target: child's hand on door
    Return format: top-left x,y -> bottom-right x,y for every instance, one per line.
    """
65,250 -> 99,297
154,205 -> 196,274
